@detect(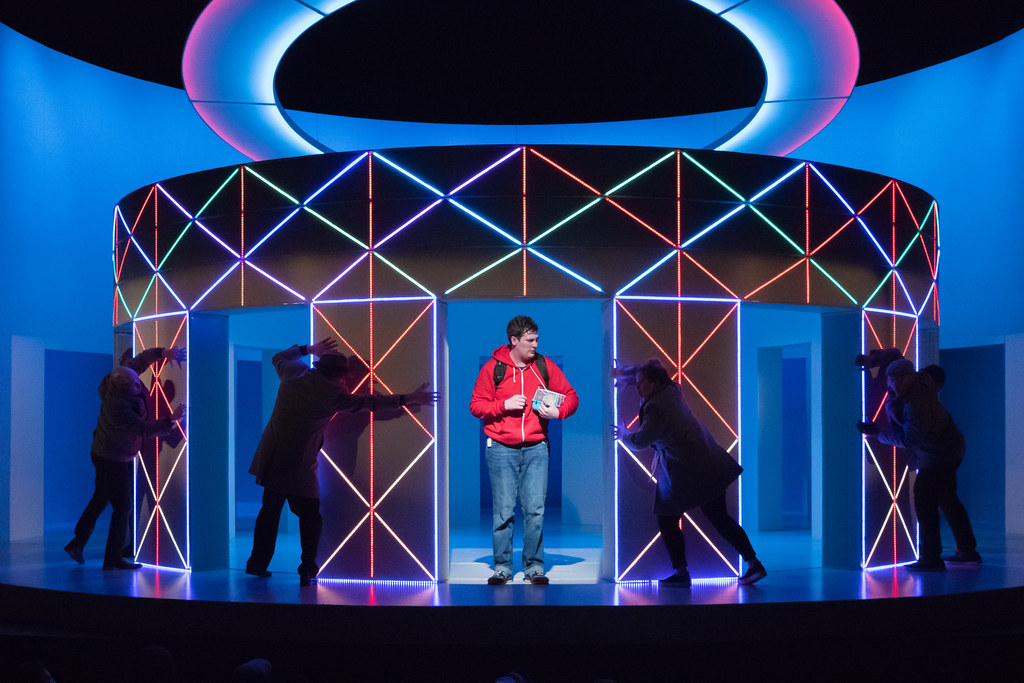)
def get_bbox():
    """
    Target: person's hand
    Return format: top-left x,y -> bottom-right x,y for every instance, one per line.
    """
537,402 -> 559,419
171,404 -> 186,423
163,346 -> 186,367
504,394 -> 527,412
403,383 -> 437,409
611,364 -> 638,388
856,420 -> 877,435
308,337 -> 338,357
